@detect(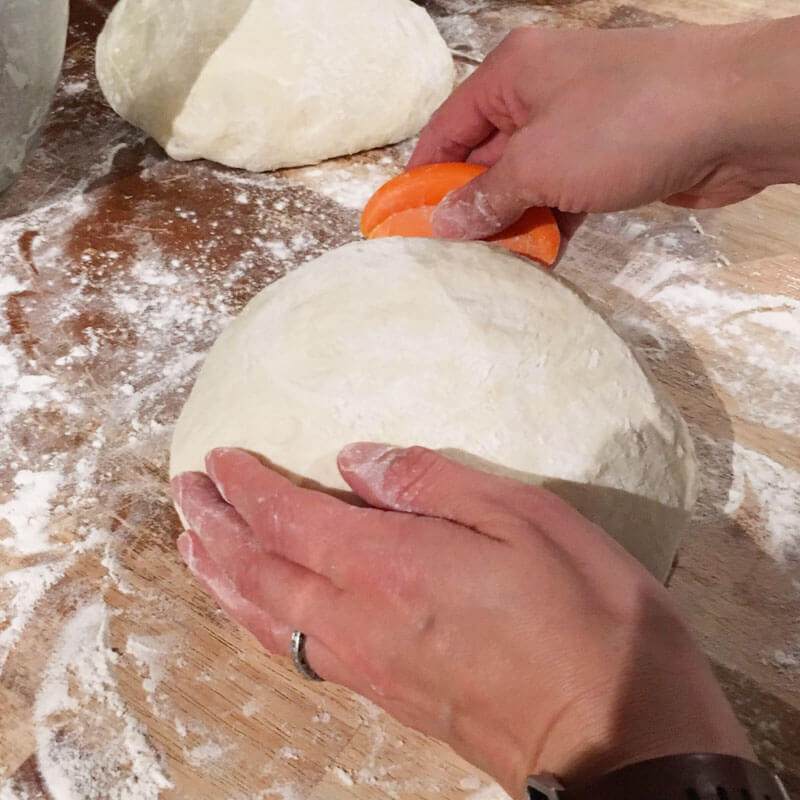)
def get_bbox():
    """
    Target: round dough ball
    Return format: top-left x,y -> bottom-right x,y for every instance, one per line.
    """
170,239 -> 697,580
95,0 -> 454,171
